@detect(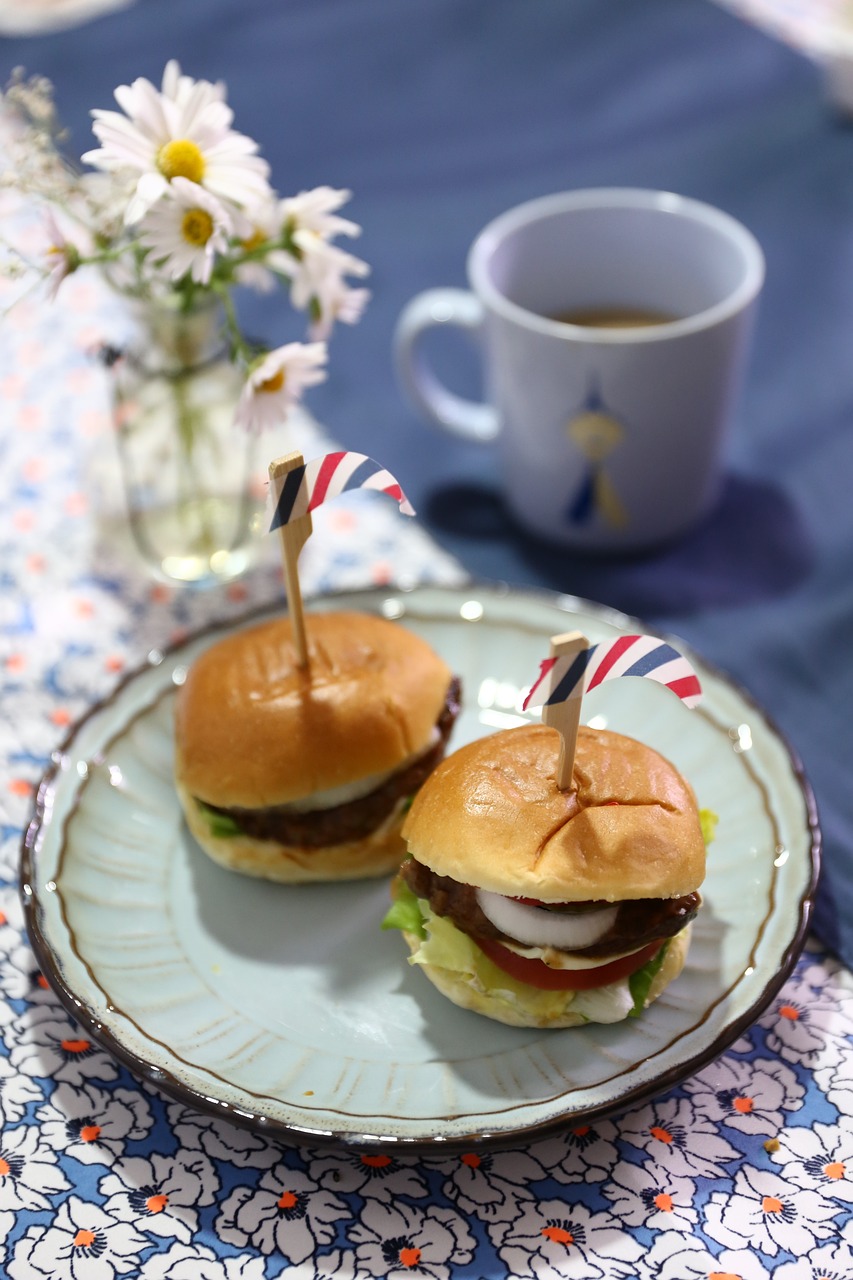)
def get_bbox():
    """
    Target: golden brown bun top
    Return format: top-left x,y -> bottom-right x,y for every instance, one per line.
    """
174,611 -> 452,809
402,724 -> 705,901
